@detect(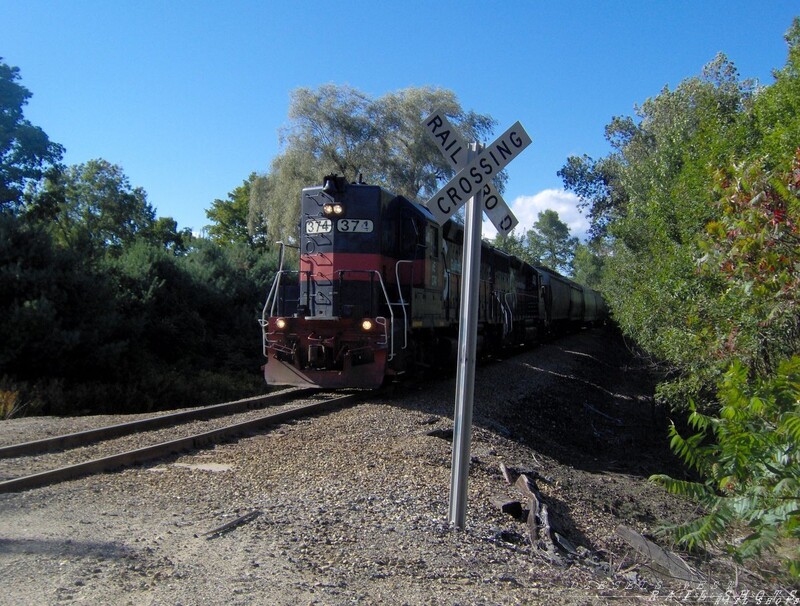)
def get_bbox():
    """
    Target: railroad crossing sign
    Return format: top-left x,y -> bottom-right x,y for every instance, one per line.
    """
421,110 -> 532,528
422,111 -> 531,235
